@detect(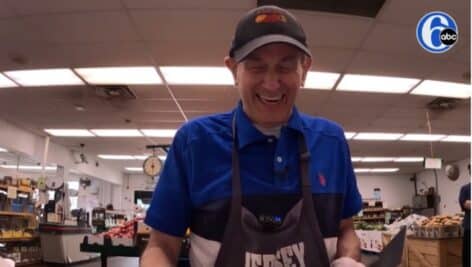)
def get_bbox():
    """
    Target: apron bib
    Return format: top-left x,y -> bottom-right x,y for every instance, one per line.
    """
214,115 -> 330,267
